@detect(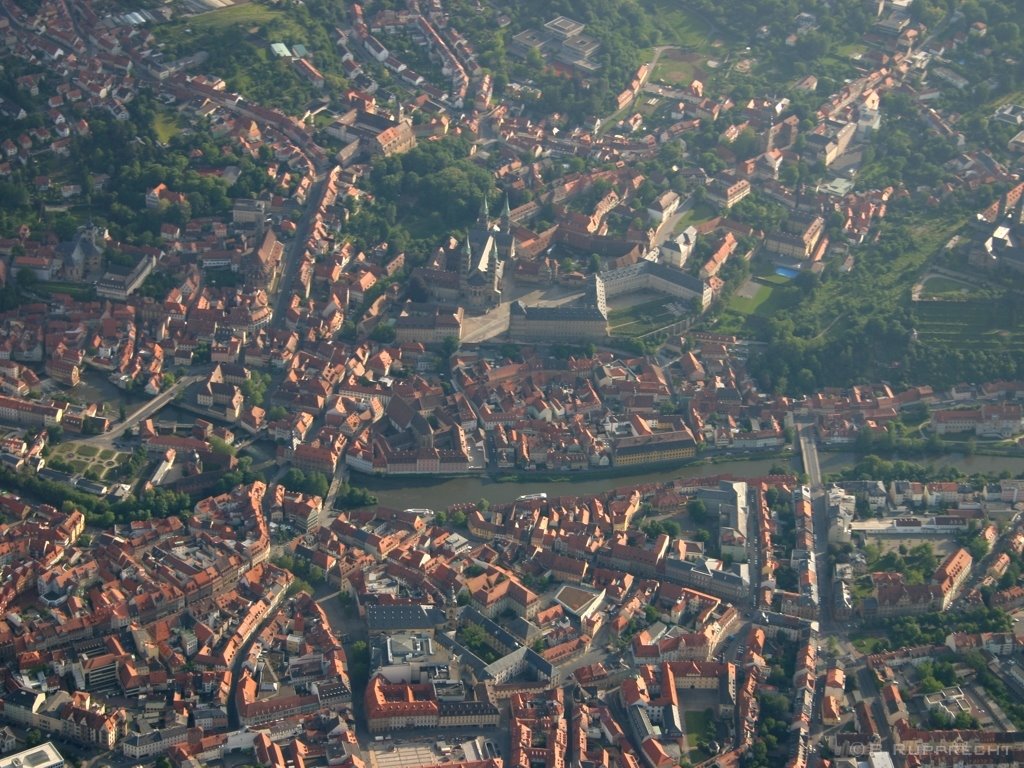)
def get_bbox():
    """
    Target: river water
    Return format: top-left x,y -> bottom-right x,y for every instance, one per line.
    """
357,451 -> 1024,512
